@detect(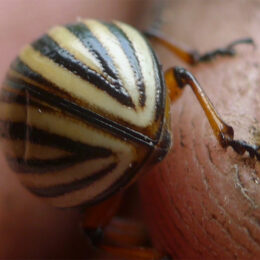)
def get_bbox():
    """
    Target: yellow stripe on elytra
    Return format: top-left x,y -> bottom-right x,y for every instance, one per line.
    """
19,156 -> 116,188
48,26 -> 103,74
114,21 -> 157,123
0,103 -> 26,122
84,19 -> 140,108
25,107 -> 134,206
2,103 -> 135,204
0,102 -> 134,166
26,105 -> 132,153
43,151 -> 132,207
3,139 -> 71,159
19,46 -> 155,127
